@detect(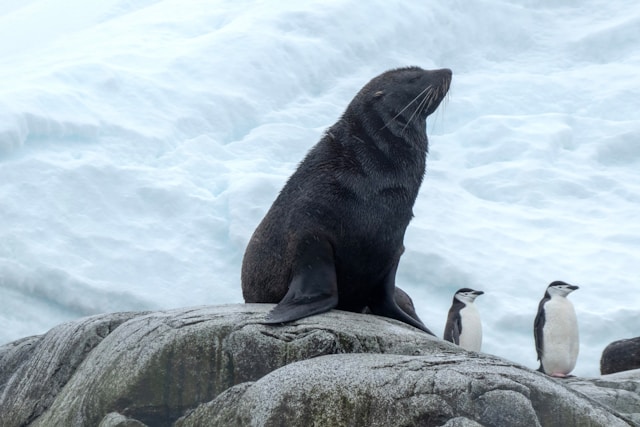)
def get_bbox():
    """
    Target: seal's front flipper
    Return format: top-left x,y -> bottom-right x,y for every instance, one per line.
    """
264,237 -> 338,324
